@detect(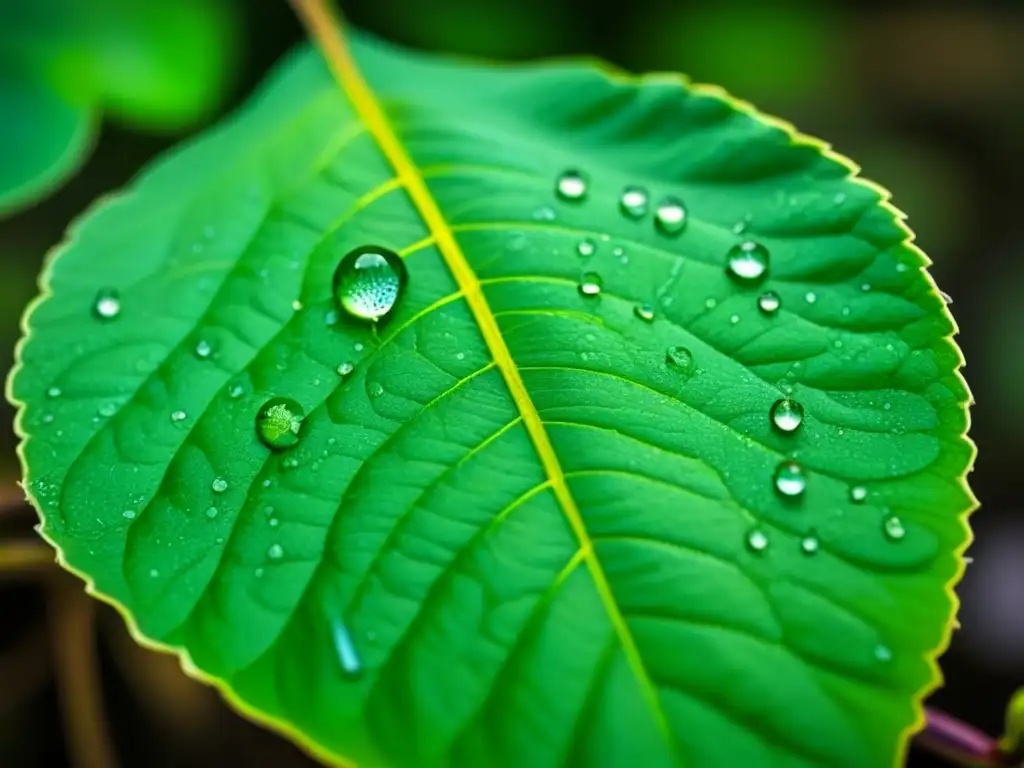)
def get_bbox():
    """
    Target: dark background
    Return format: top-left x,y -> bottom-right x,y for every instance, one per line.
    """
0,0 -> 1021,766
